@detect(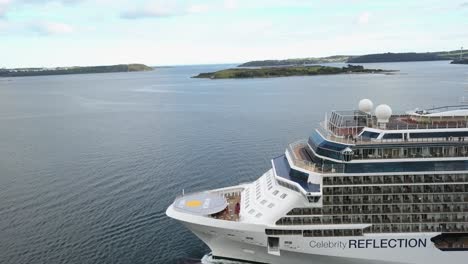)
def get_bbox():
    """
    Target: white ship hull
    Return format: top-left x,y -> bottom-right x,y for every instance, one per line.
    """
183,221 -> 465,264
167,102 -> 468,263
